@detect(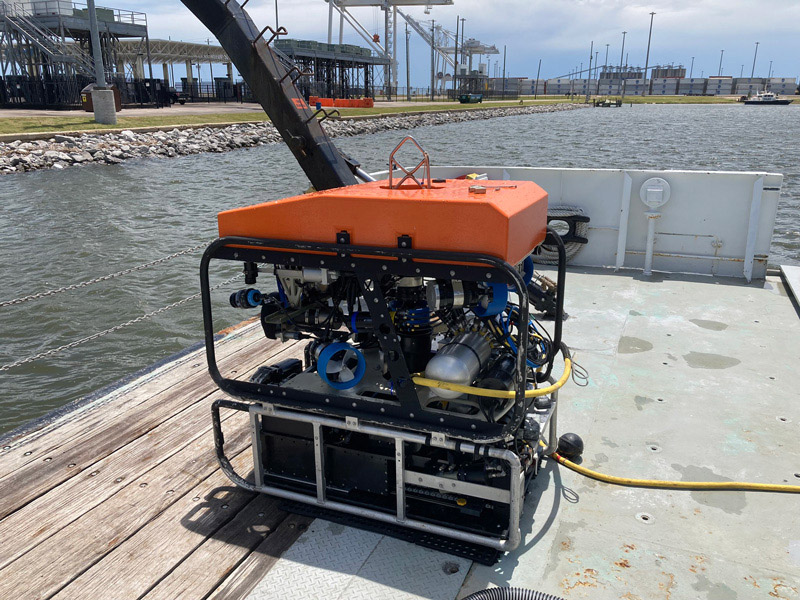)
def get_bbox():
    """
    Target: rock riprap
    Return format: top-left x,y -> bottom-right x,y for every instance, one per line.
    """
0,104 -> 586,174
